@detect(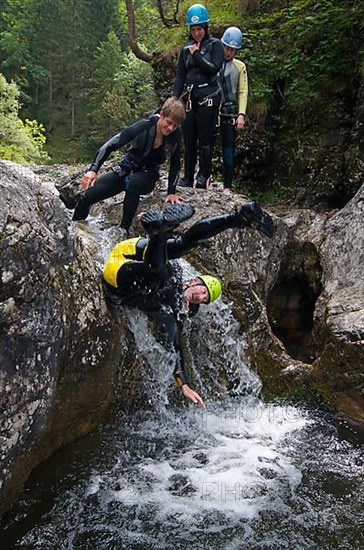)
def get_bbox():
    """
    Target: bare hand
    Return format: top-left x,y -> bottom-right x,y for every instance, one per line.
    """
237,114 -> 246,130
189,43 -> 200,55
165,194 -> 182,204
182,384 -> 206,408
81,170 -> 97,190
